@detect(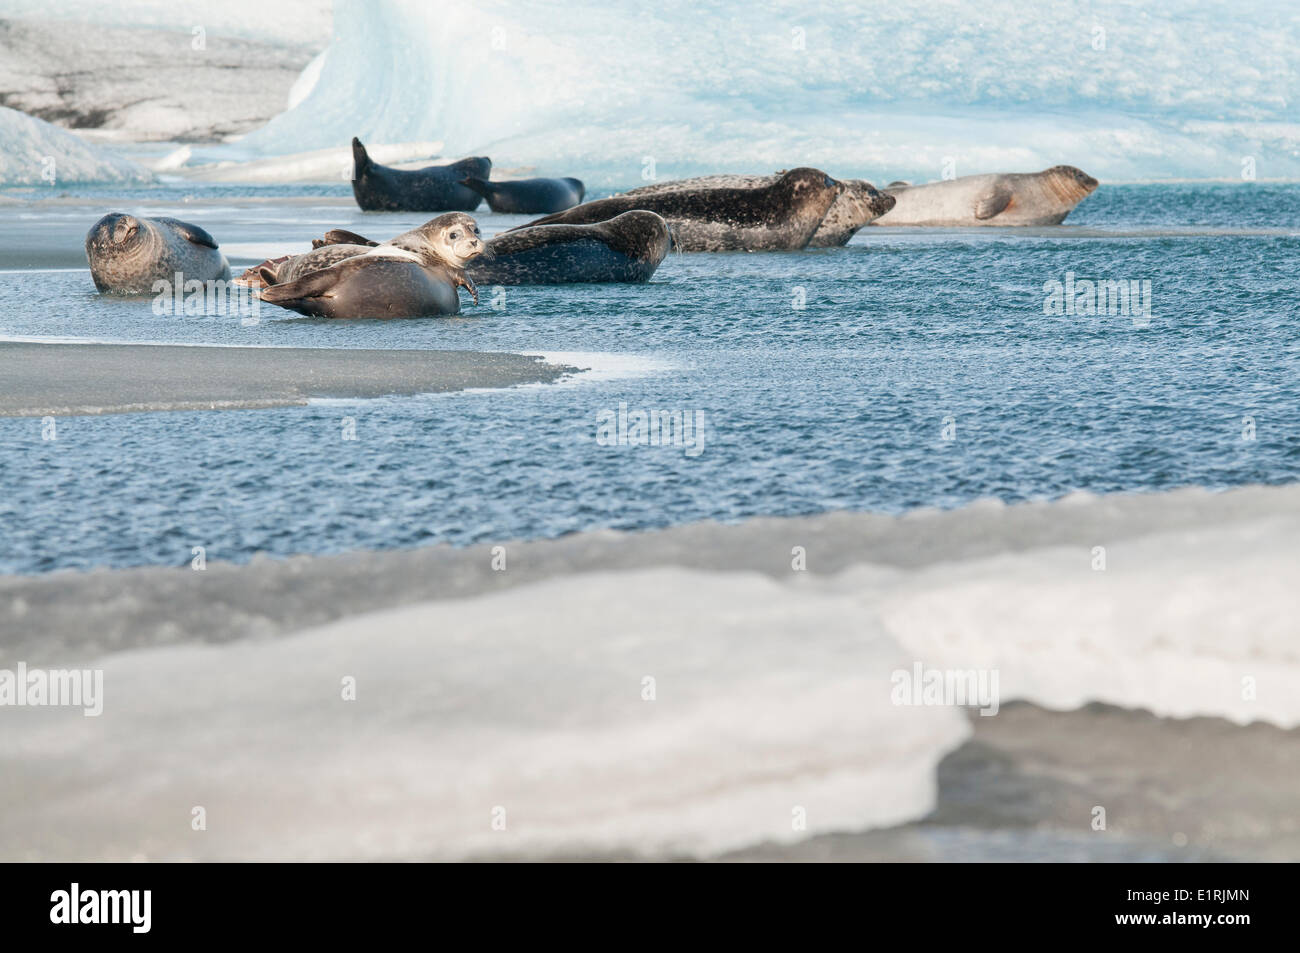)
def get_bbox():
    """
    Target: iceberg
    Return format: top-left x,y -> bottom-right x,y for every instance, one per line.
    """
0,106 -> 153,186
241,0 -> 1300,186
